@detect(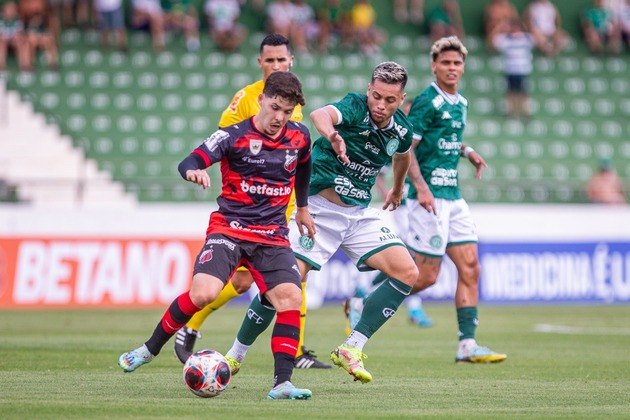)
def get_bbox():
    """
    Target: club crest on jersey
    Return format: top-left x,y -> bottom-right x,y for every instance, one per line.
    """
385,139 -> 399,156
299,234 -> 314,251
249,139 -> 263,155
198,247 -> 213,264
284,150 -> 298,172
429,235 -> 443,249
